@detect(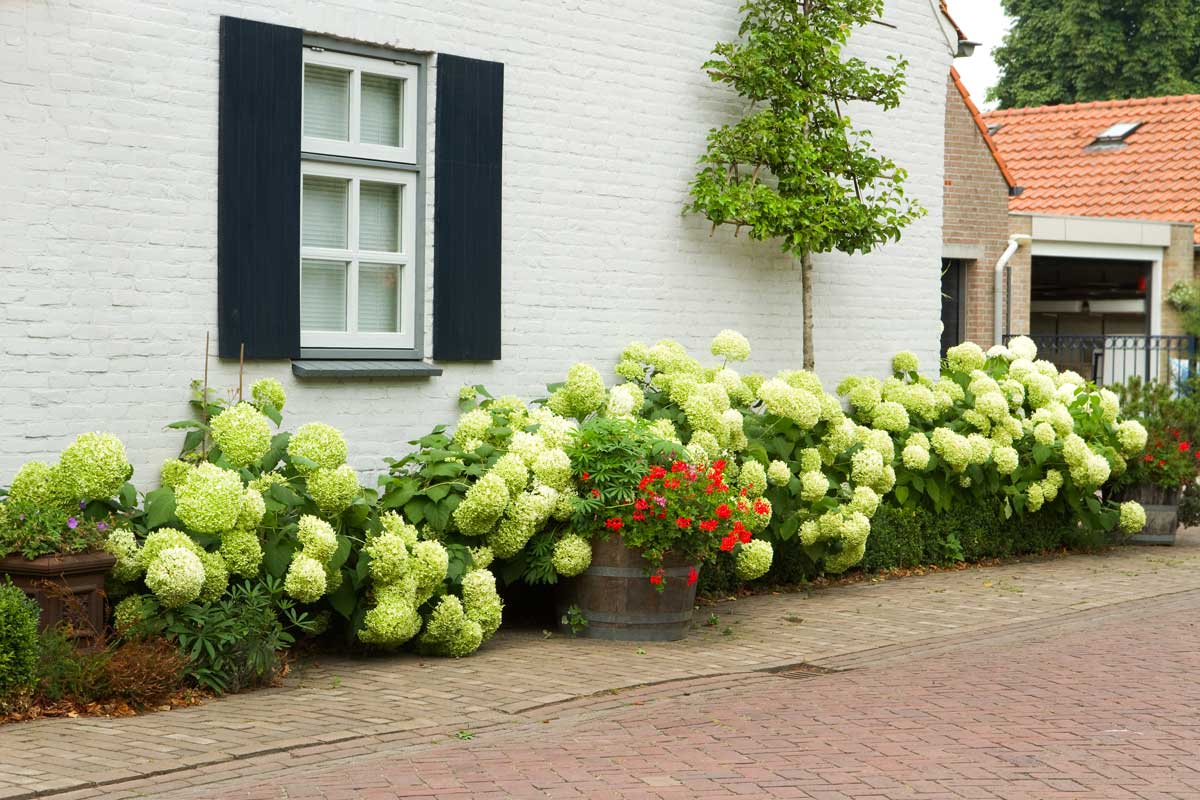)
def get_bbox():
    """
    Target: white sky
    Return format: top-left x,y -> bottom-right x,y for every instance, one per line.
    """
944,0 -> 1012,110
